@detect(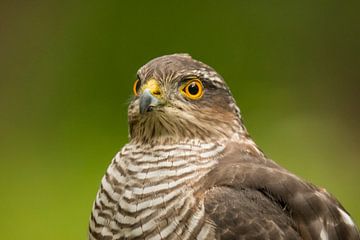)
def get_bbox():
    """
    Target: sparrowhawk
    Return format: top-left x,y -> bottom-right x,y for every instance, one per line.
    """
89,54 -> 359,240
